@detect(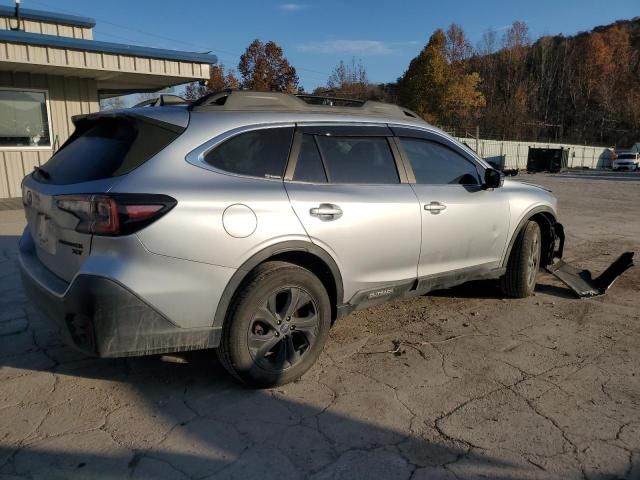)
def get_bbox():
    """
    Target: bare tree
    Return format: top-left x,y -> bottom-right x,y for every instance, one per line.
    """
315,58 -> 371,99
503,21 -> 530,50
478,28 -> 498,55
183,82 -> 208,101
446,23 -> 473,64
